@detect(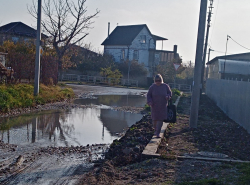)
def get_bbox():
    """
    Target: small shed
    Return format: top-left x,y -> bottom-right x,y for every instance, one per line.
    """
208,59 -> 250,81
